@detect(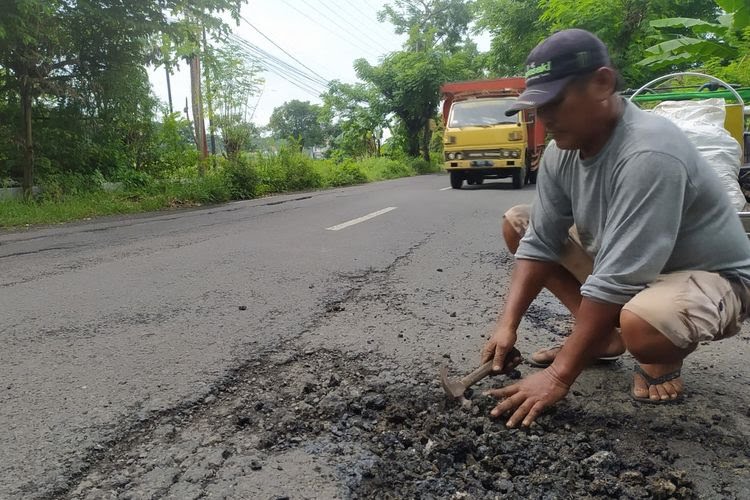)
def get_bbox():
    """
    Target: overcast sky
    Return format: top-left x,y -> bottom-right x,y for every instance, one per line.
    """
148,0 -> 408,126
